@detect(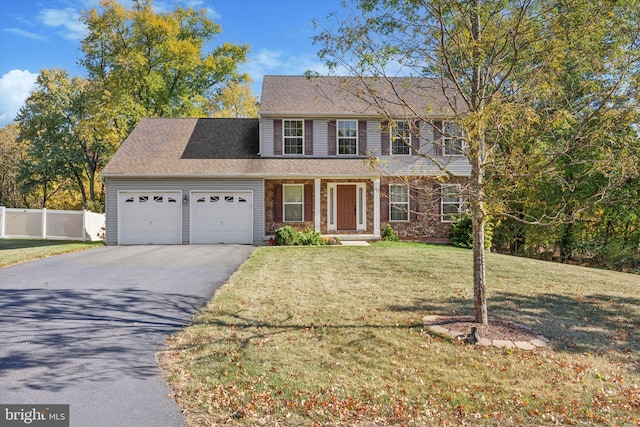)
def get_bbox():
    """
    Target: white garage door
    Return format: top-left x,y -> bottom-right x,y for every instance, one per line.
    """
119,192 -> 182,244
190,192 -> 252,244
